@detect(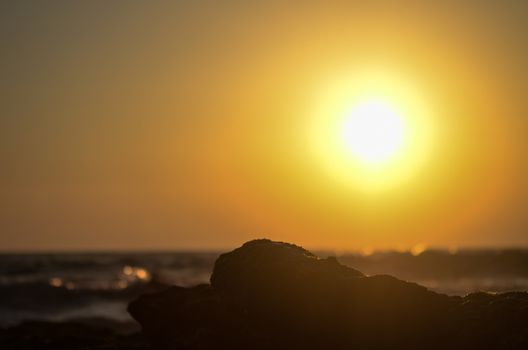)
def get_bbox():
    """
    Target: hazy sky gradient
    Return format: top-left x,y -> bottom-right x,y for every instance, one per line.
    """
1,1 -> 527,251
